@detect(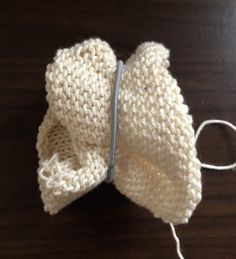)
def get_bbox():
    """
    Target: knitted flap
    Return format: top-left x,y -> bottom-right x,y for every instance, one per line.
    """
115,42 -> 201,224
36,38 -> 202,224
36,110 -> 108,214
